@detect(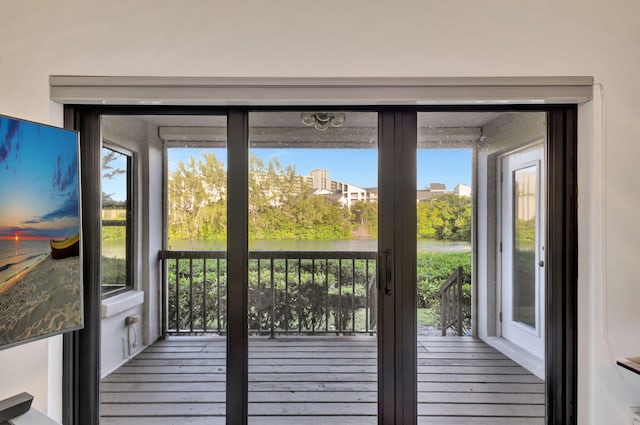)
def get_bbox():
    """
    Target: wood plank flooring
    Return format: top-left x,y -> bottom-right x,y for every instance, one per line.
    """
101,336 -> 544,424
